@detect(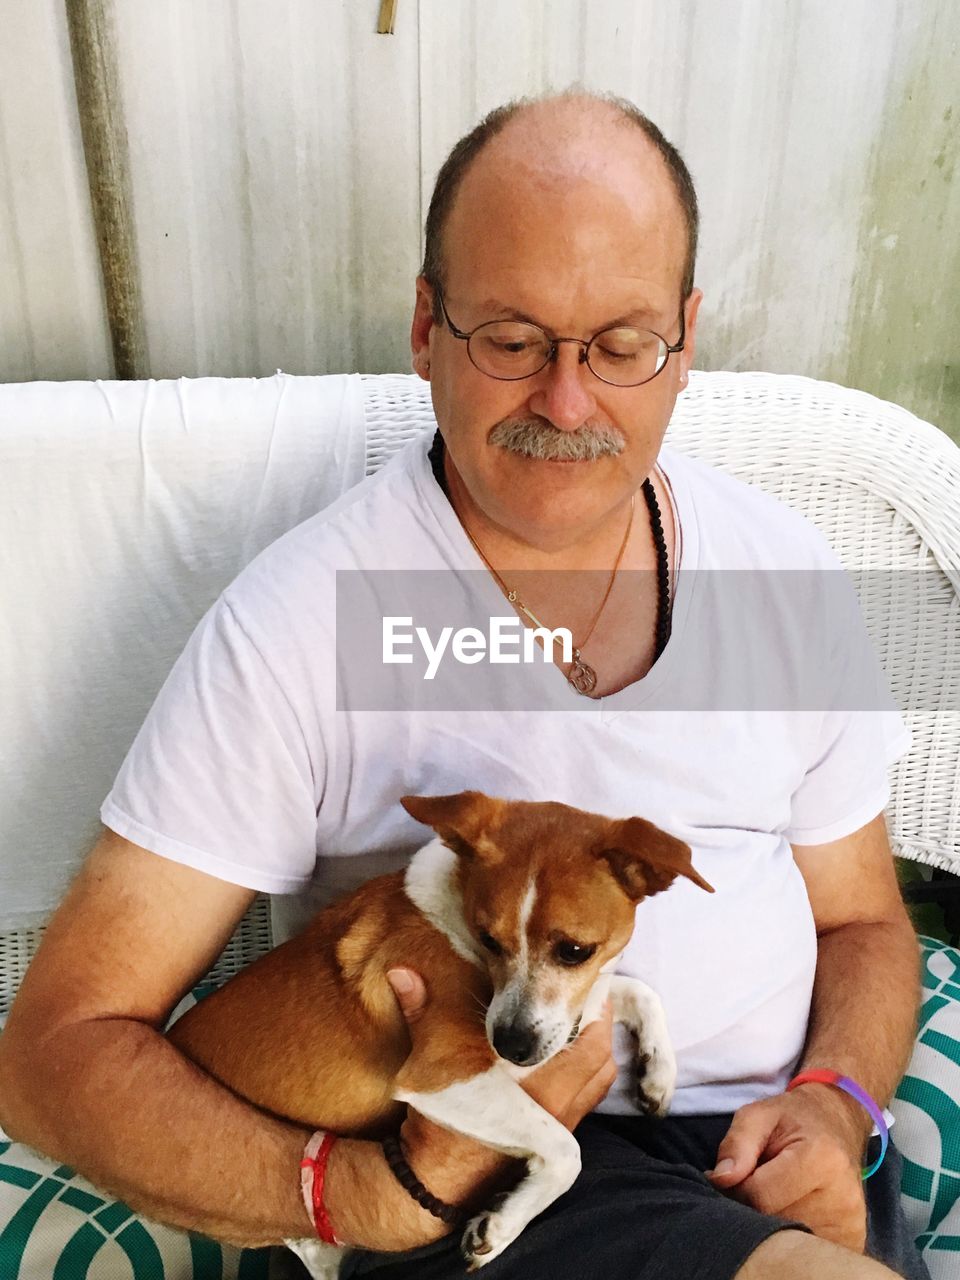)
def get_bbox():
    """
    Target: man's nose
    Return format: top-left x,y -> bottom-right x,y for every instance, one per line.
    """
527,342 -> 598,432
